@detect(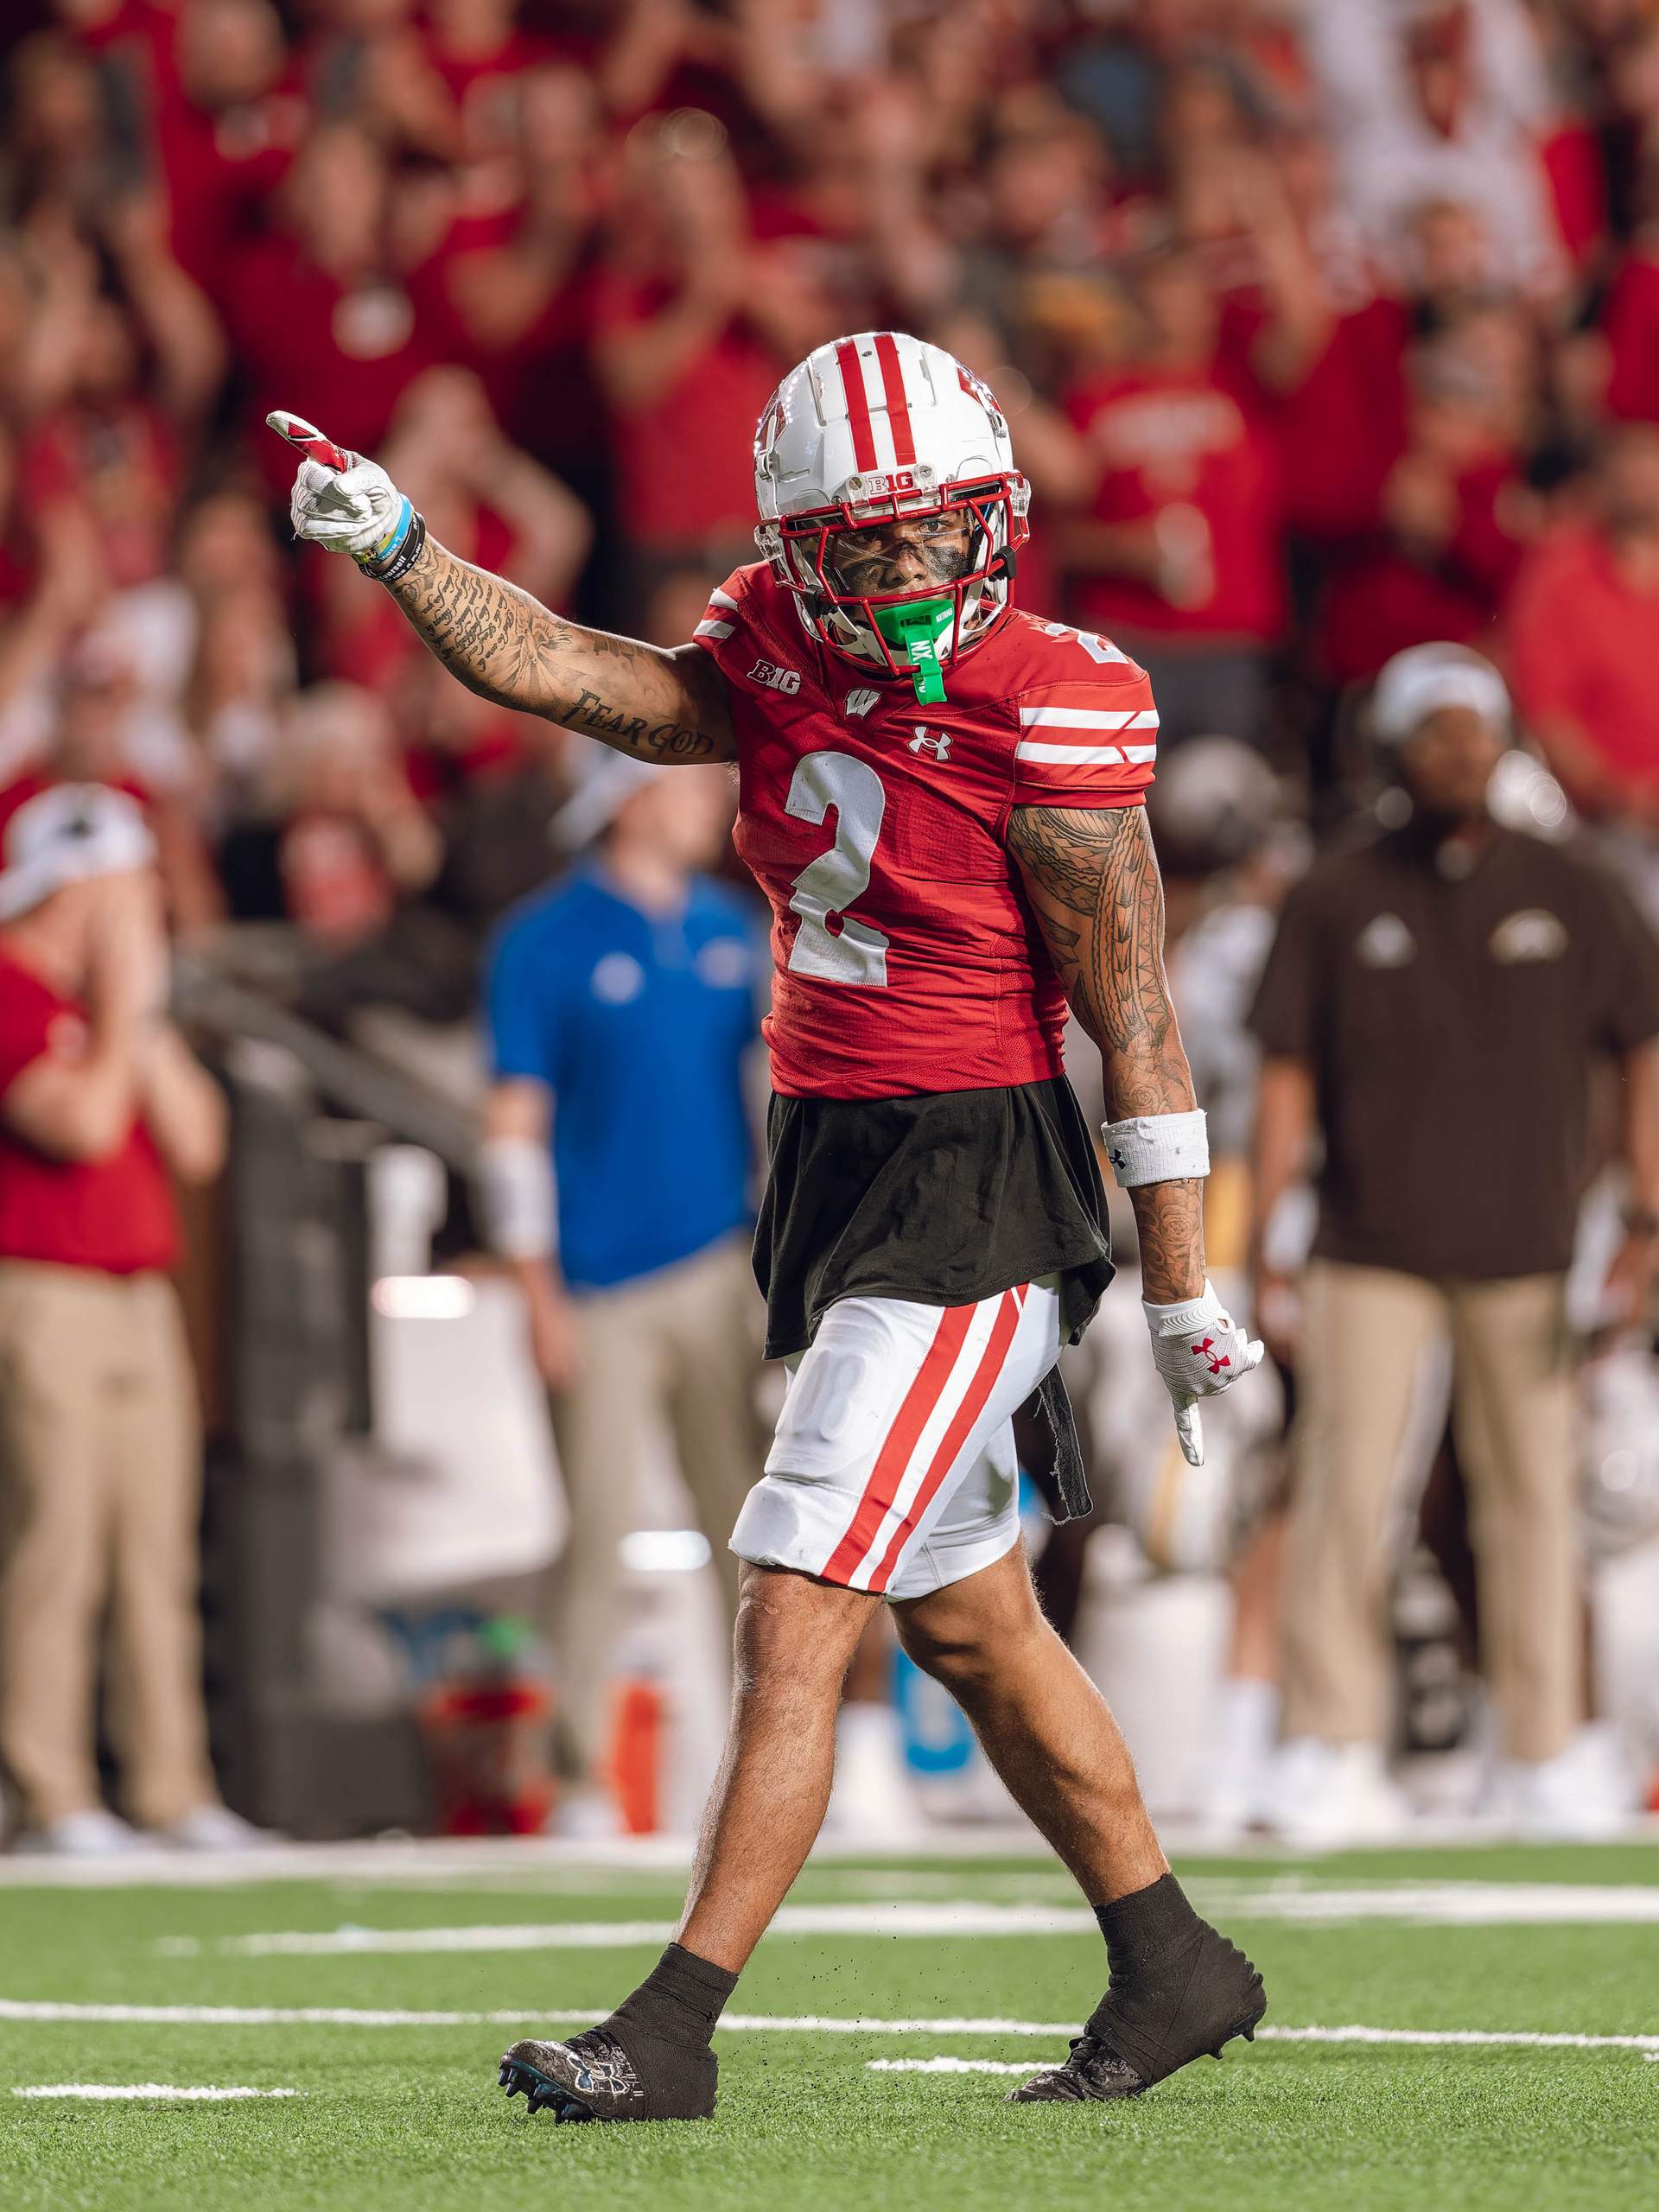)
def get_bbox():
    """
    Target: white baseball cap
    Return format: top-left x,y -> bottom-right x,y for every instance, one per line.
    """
548,750 -> 667,853
0,784 -> 156,921
1371,644 -> 1511,745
